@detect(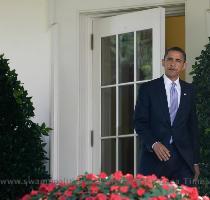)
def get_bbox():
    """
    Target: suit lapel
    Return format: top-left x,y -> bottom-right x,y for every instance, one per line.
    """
173,80 -> 188,126
158,77 -> 171,125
